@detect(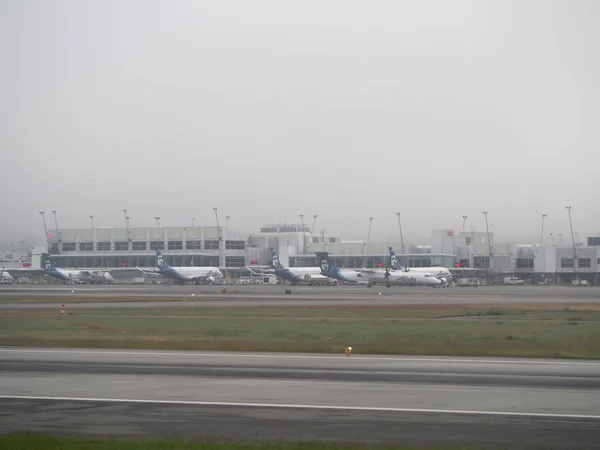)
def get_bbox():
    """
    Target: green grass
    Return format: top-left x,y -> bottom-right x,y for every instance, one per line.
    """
2,304 -> 600,358
6,304 -> 600,320
0,295 -> 198,303
0,433 -> 475,450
